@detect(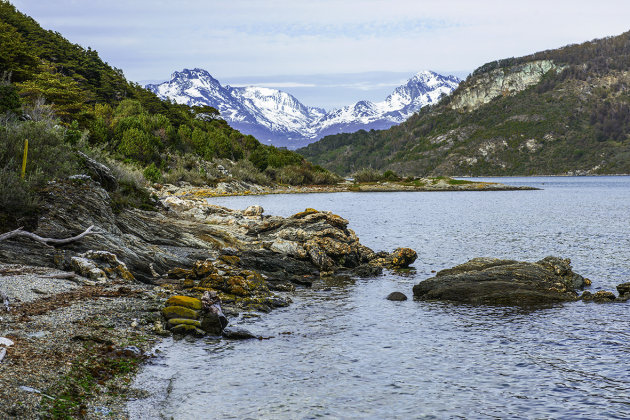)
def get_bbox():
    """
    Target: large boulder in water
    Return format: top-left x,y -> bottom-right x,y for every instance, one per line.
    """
412,256 -> 588,305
